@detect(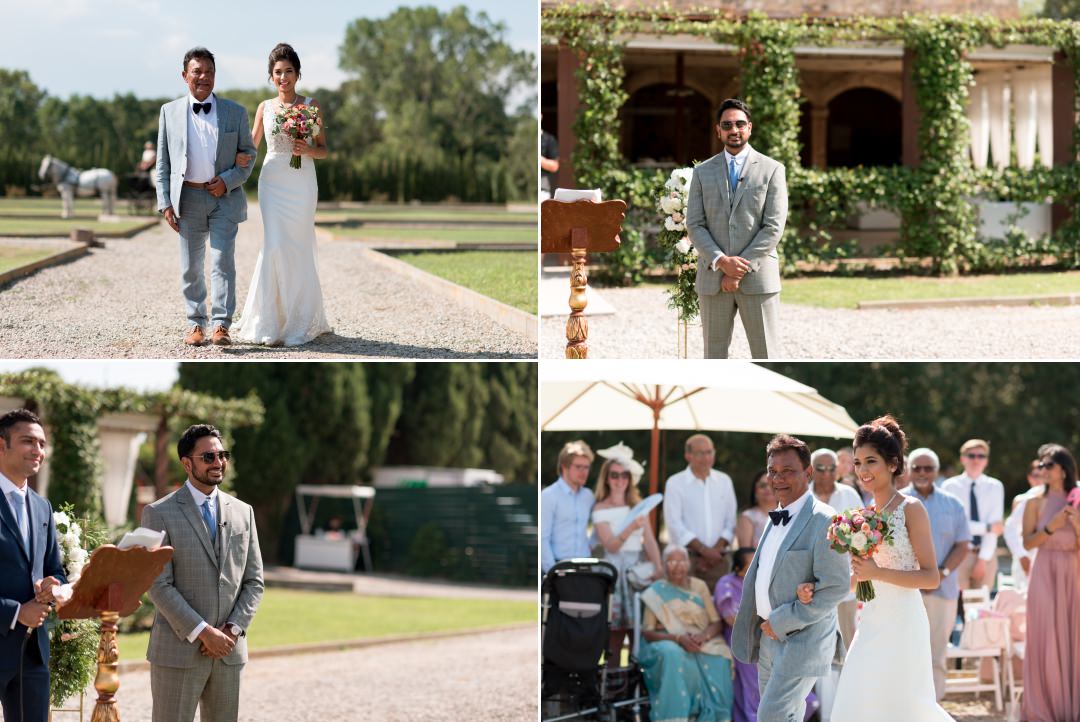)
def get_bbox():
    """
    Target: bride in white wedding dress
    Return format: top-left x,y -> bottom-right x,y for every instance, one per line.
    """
234,43 -> 331,346
811,416 -> 955,722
